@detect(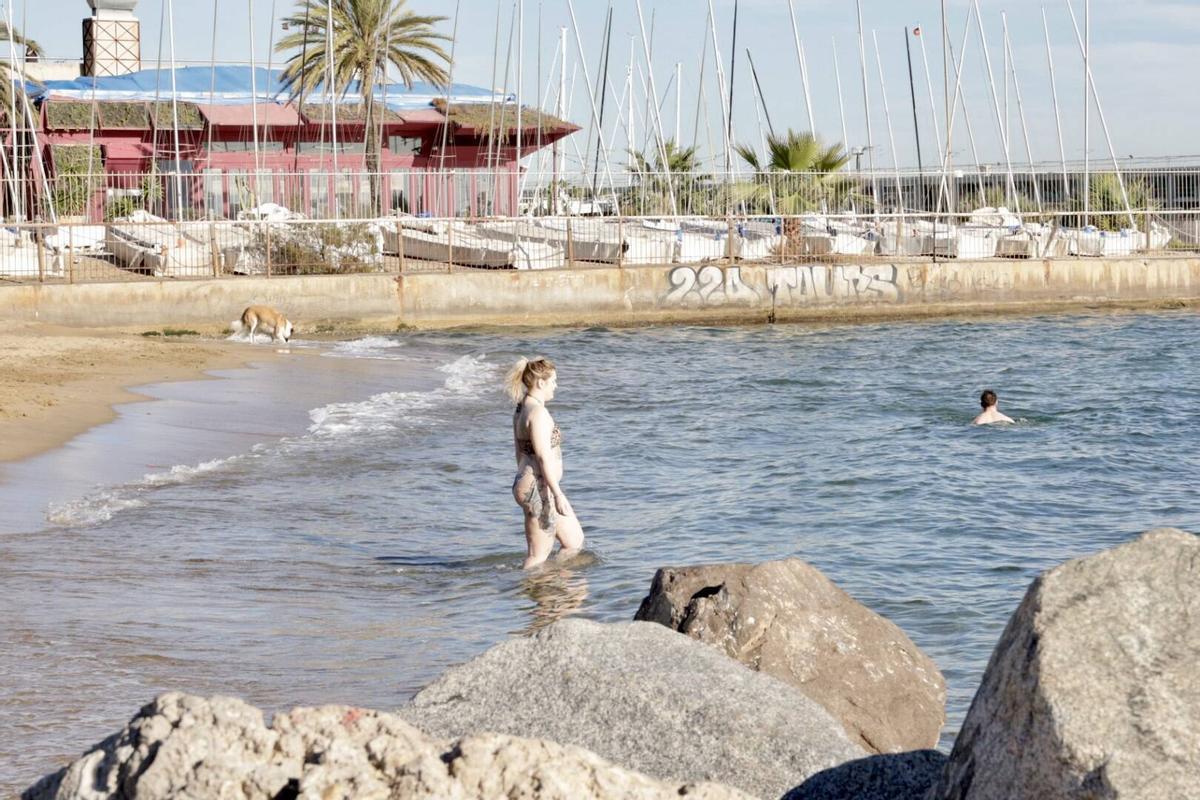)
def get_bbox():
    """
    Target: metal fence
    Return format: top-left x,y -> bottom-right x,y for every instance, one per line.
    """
16,165 -> 1200,223
1,208 -> 1197,285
